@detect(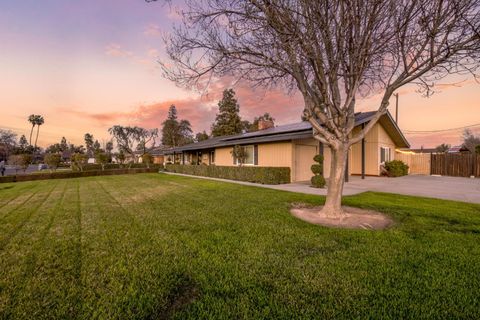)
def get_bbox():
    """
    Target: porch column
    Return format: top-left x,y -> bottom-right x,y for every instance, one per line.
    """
182,152 -> 185,165
361,123 -> 366,179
